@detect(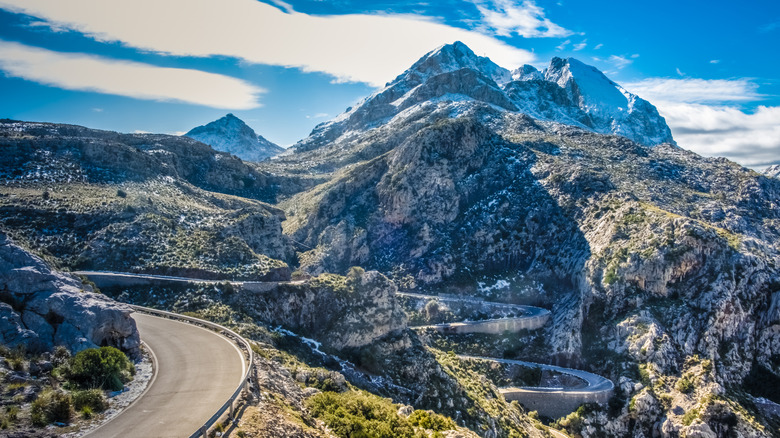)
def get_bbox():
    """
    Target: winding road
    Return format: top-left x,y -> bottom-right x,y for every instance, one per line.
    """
79,270 -> 613,420
86,313 -> 246,438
